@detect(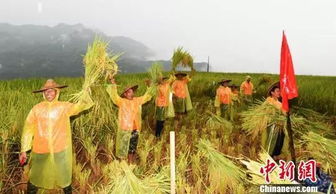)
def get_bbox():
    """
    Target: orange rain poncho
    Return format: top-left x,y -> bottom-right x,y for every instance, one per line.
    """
214,86 -> 232,106
155,77 -> 175,118
240,81 -> 254,95
21,89 -> 93,189
156,82 -> 171,107
172,76 -> 190,98
172,76 -> 193,112
106,84 -> 153,158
